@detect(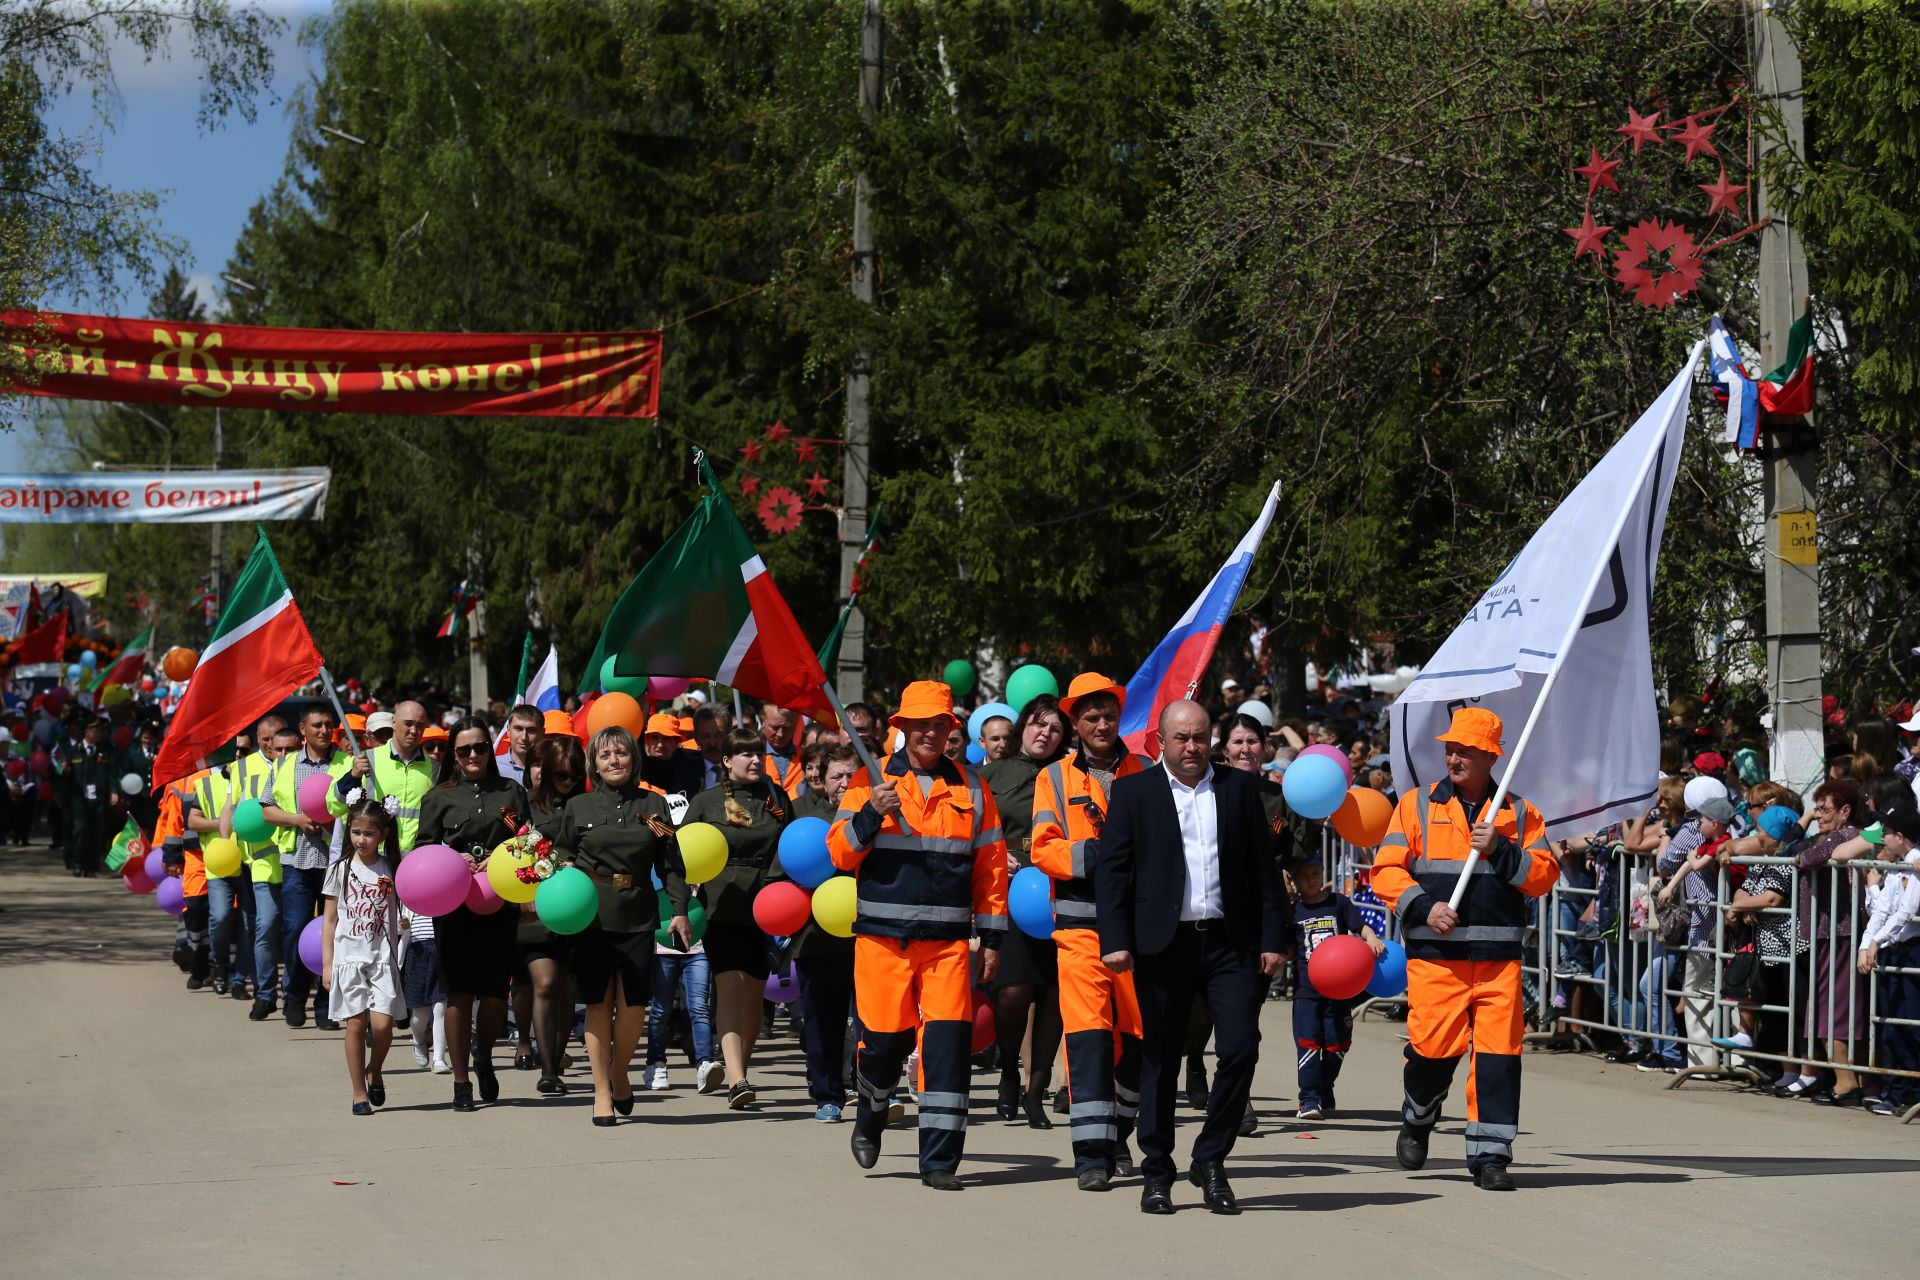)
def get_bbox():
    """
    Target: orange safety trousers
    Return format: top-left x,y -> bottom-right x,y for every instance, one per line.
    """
853,936 -> 973,1173
1058,929 -> 1143,1173
1402,957 -> 1525,1172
